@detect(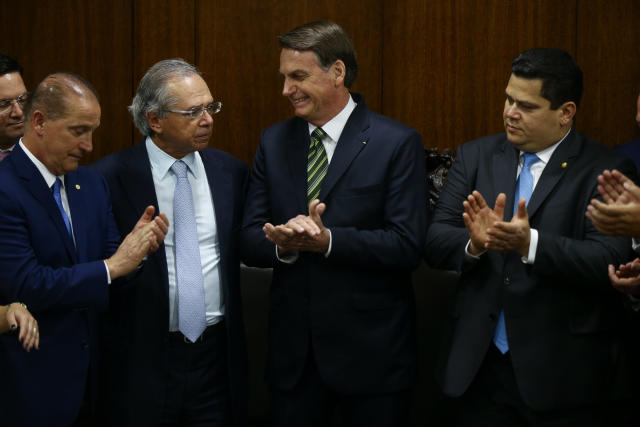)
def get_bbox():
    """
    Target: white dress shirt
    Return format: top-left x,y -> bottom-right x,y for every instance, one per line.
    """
145,137 -> 223,330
